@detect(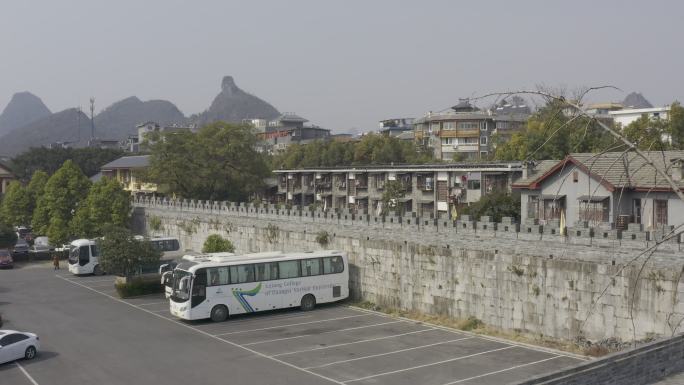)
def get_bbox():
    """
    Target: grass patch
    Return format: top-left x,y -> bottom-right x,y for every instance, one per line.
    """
583,344 -> 610,357
115,278 -> 163,298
